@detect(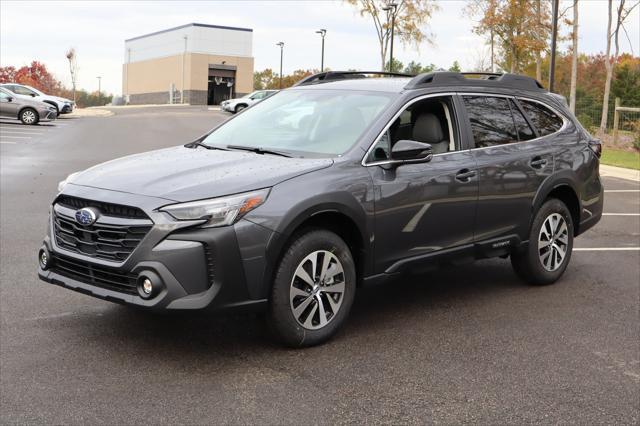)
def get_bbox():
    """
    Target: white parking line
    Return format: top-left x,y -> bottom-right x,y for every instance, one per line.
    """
602,213 -> 640,216
574,247 -> 640,251
0,141 -> 17,144
604,190 -> 640,193
0,131 -> 44,135
0,135 -> 31,139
